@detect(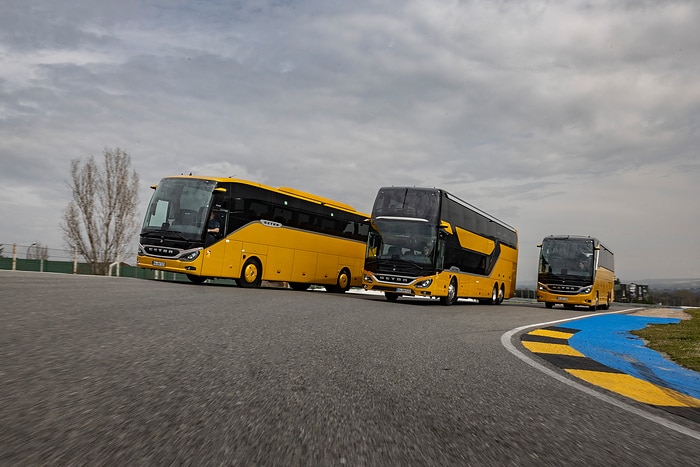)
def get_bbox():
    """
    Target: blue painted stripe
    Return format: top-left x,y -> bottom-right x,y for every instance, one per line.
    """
565,315 -> 700,400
